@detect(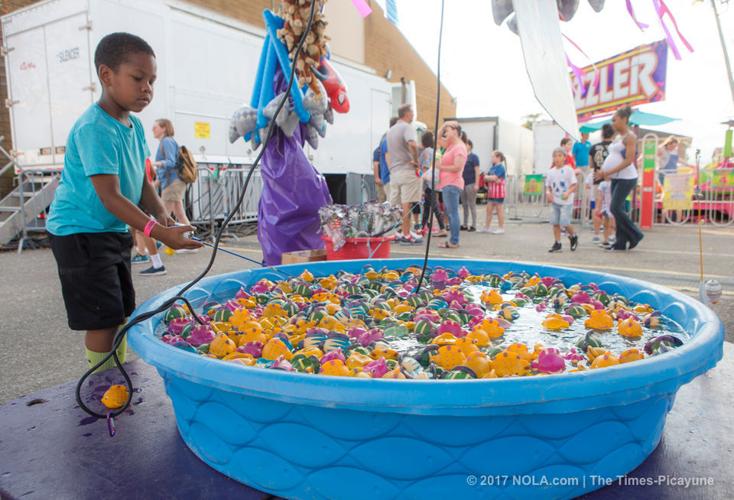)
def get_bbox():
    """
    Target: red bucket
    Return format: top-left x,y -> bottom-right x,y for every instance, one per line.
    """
321,235 -> 395,260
